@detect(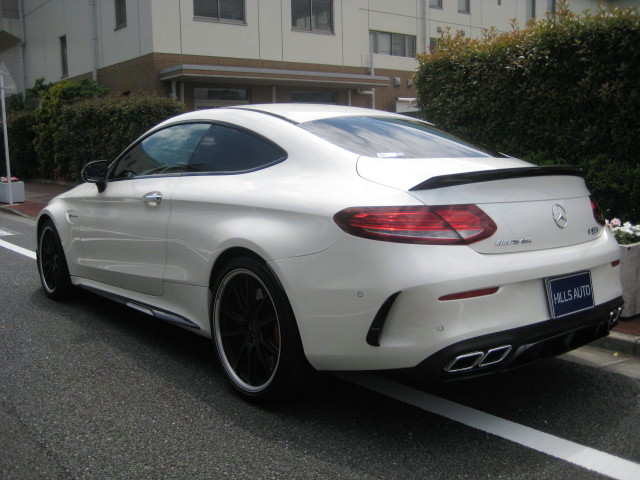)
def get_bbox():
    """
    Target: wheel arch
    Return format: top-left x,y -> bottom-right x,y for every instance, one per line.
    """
208,247 -> 266,292
208,246 -> 298,332
36,213 -> 59,256
36,213 -> 54,236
